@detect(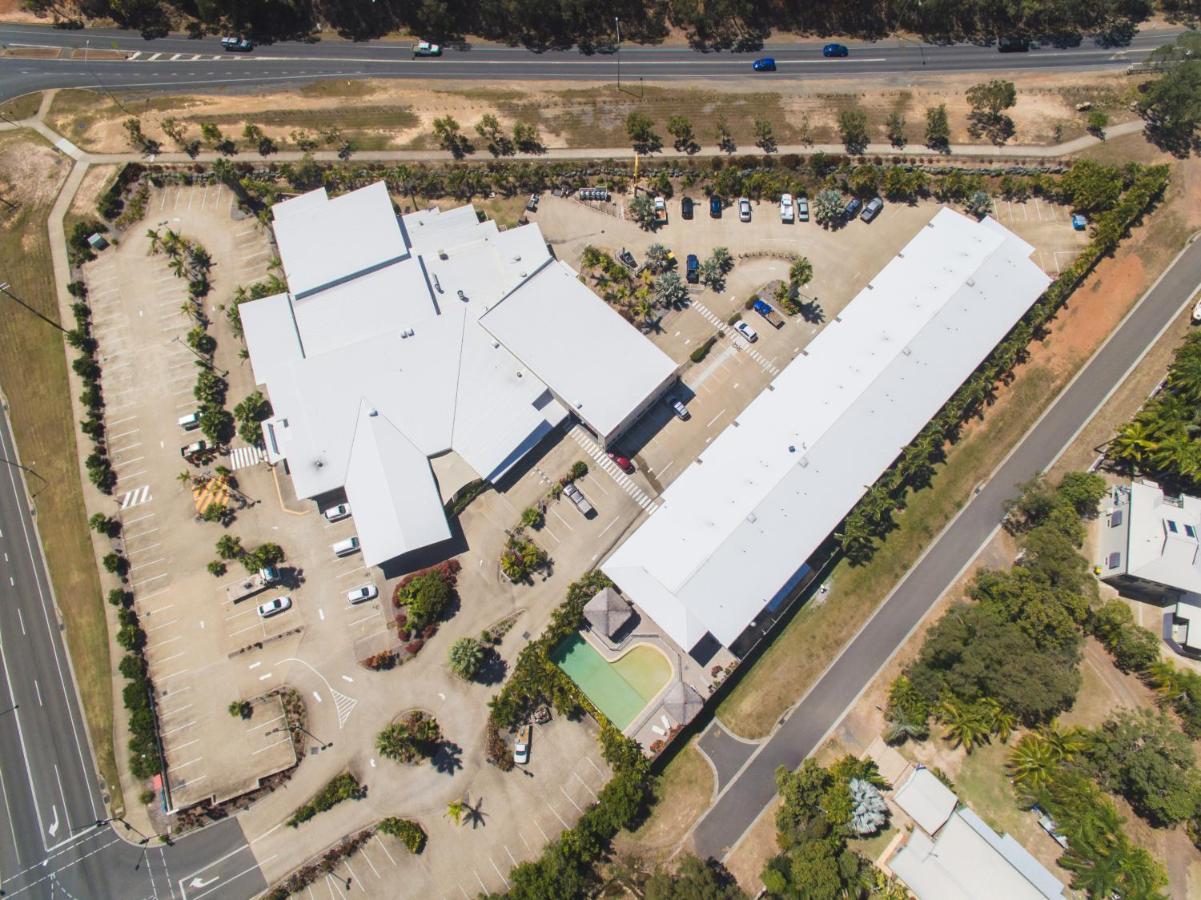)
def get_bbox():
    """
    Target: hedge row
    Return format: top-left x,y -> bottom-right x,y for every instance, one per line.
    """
65,282 -> 117,493
285,772 -> 364,828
